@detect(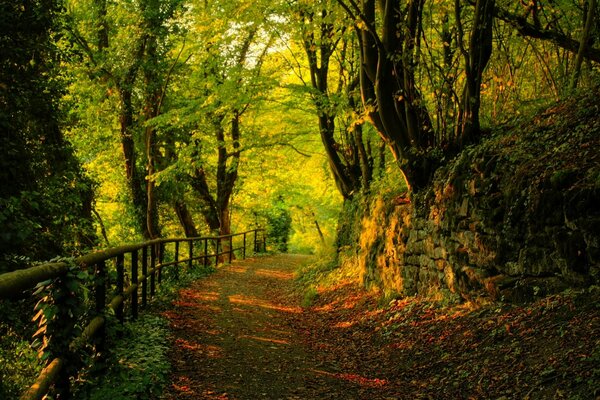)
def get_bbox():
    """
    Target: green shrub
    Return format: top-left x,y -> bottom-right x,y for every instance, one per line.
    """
74,315 -> 170,400
0,322 -> 41,399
